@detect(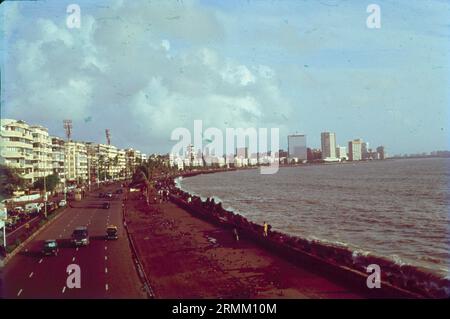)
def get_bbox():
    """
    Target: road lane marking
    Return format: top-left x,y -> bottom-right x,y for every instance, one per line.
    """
105,256 -> 108,261
105,267 -> 108,274
17,289 -> 23,297
62,286 -> 66,294
76,247 -> 79,252
105,246 -> 107,250
72,257 -> 76,262
29,272 -> 33,278
105,284 -> 109,291
38,259 -> 43,264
